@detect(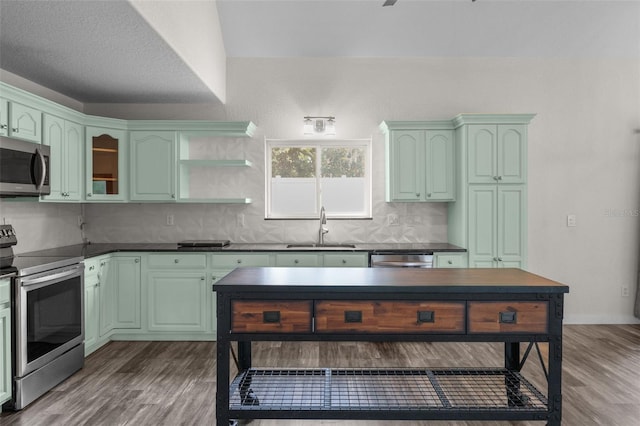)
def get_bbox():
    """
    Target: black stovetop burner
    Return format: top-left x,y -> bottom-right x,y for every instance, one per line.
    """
178,240 -> 230,248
